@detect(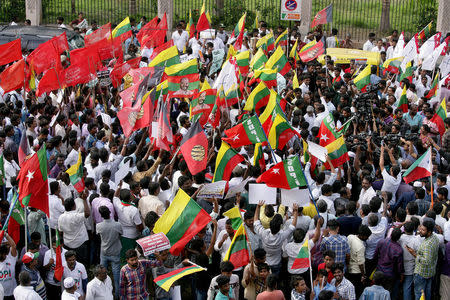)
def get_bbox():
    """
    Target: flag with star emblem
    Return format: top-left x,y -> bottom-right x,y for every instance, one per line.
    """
256,156 -> 307,189
222,115 -> 267,148
318,113 -> 349,169
179,120 -> 208,175
17,145 -> 49,216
